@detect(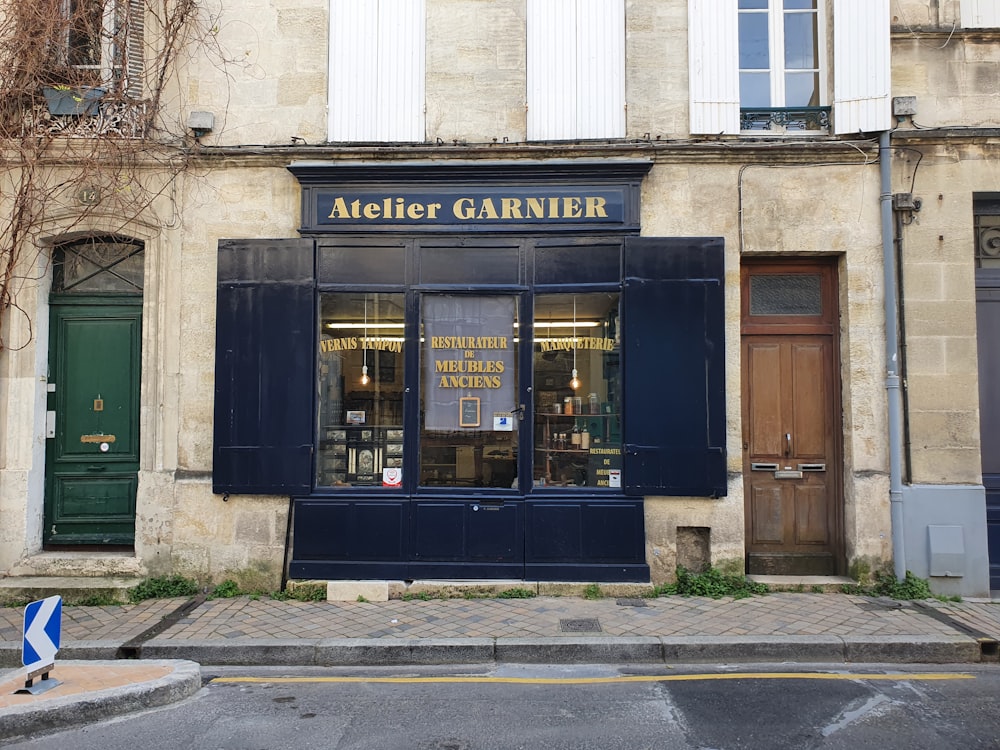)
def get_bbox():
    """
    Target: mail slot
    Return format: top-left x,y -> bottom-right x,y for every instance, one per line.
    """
798,463 -> 826,472
774,469 -> 804,479
751,462 -> 779,471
